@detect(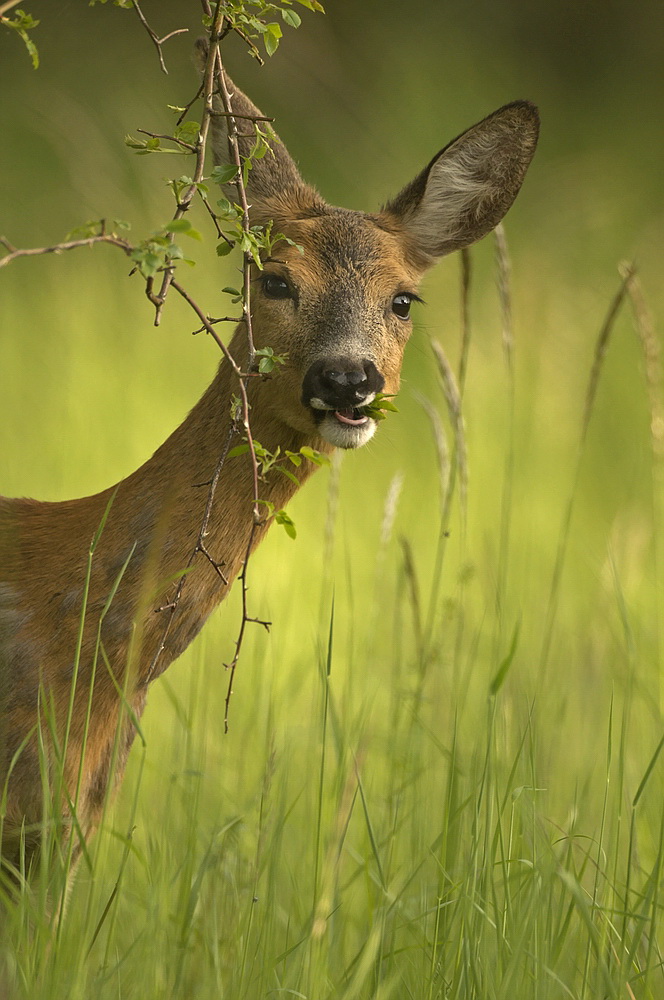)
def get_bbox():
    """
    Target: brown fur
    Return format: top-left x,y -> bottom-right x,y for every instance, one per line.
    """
0,69 -> 538,879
